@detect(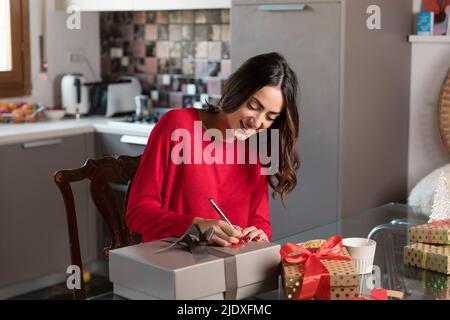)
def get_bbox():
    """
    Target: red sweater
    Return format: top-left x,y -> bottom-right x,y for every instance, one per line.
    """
126,108 -> 272,243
